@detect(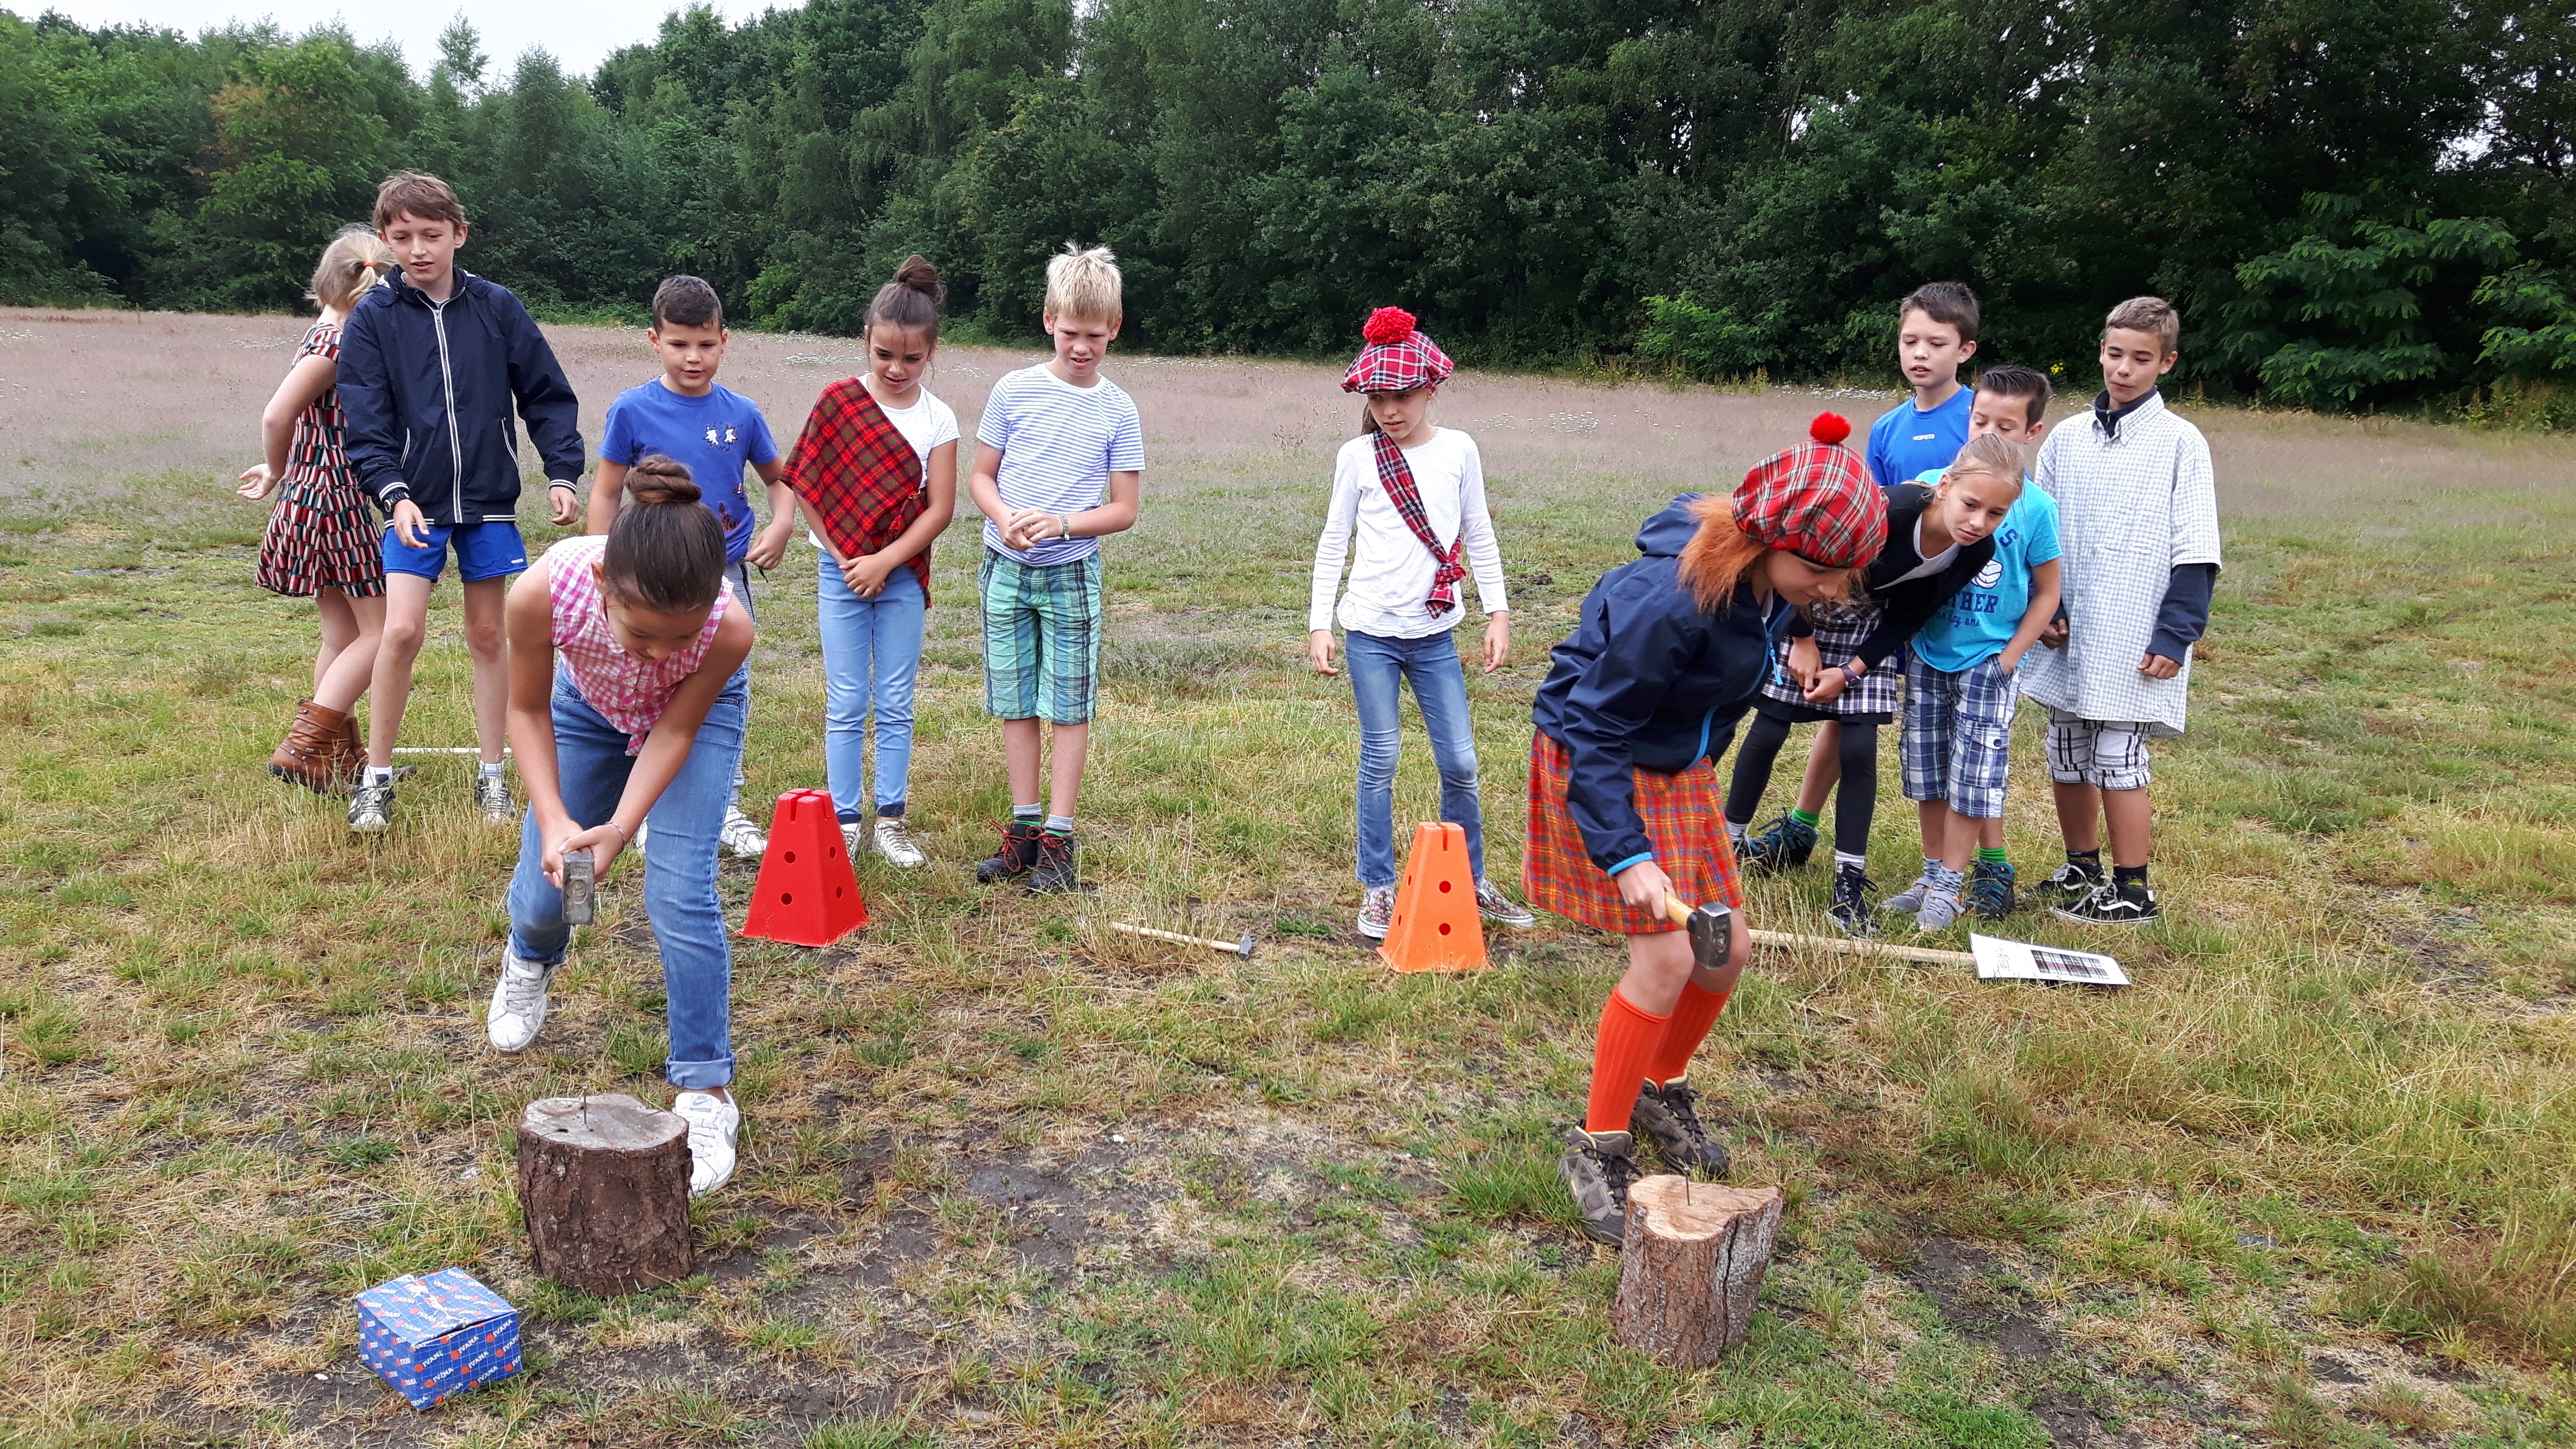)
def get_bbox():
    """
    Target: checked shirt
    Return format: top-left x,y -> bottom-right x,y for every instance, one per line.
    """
782,378 -> 932,600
